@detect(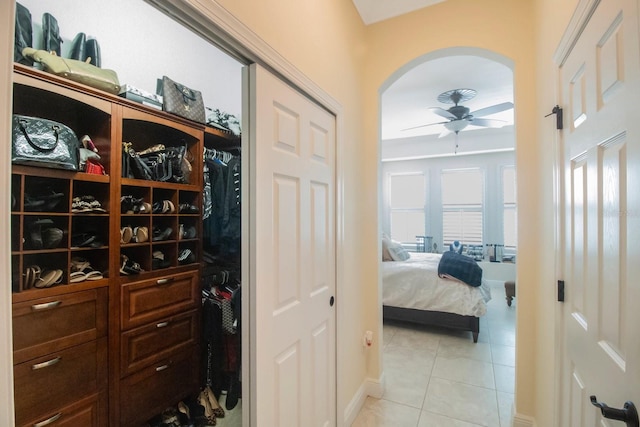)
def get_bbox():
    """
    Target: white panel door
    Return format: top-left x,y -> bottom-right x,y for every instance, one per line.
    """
558,1 -> 640,425
248,64 -> 336,427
